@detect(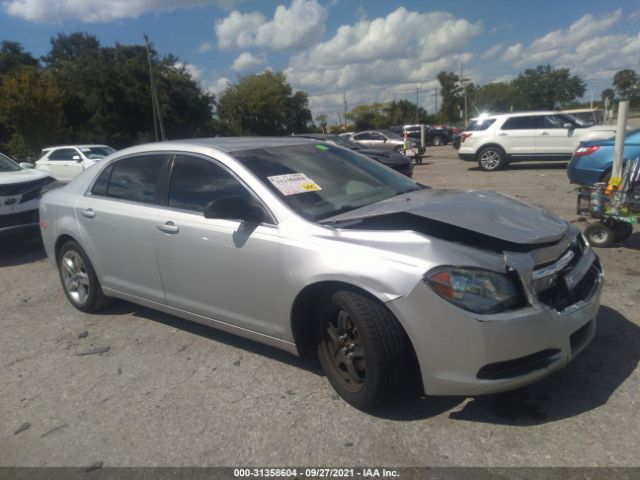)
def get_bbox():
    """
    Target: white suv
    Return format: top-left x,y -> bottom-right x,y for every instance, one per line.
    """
458,112 -> 618,171
36,145 -> 116,182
